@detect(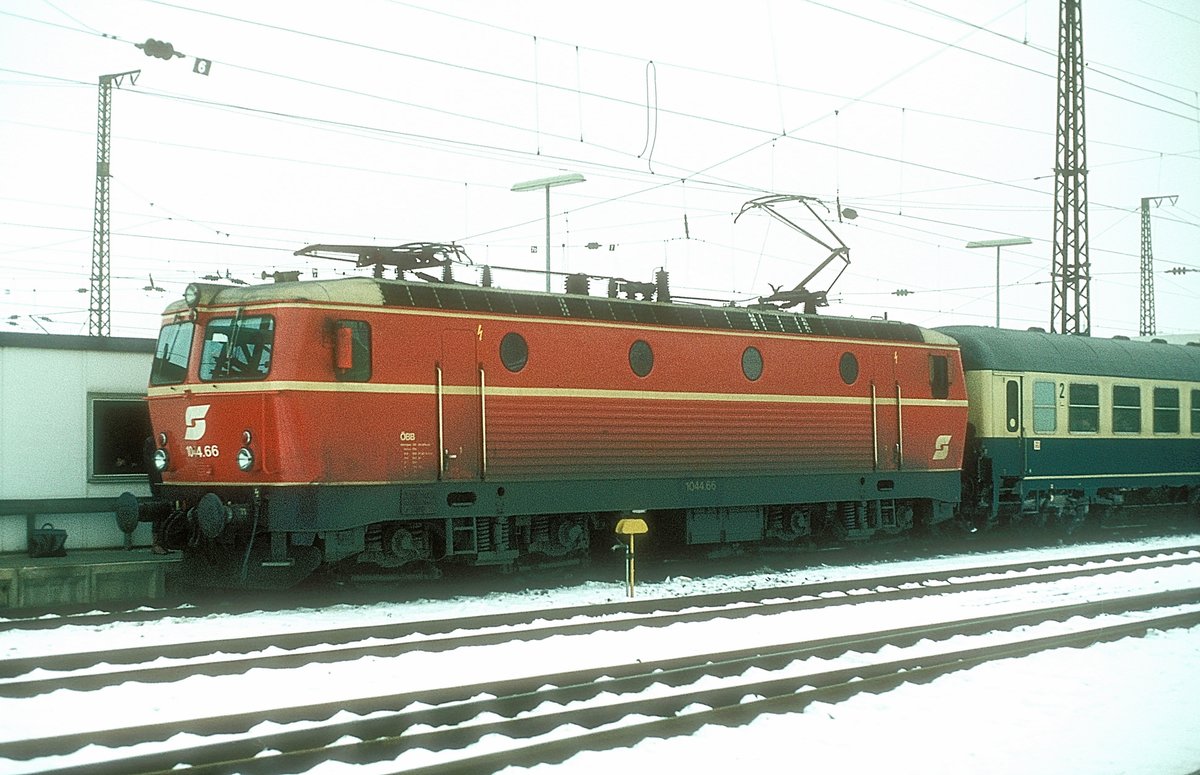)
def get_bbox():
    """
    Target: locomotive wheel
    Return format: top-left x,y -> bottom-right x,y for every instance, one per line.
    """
382,523 -> 431,565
